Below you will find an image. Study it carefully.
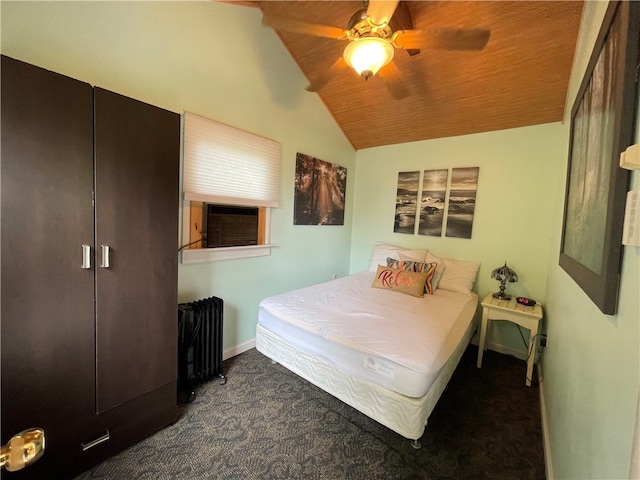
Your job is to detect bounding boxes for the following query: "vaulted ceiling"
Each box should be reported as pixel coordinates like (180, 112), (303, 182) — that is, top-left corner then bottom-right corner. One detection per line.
(223, 1), (584, 150)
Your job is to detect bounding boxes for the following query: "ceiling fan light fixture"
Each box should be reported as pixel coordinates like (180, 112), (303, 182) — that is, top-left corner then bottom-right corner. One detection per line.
(343, 36), (394, 80)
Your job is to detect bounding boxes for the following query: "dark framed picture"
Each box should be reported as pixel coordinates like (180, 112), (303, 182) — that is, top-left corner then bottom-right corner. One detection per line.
(559, 1), (639, 314)
(293, 153), (347, 225)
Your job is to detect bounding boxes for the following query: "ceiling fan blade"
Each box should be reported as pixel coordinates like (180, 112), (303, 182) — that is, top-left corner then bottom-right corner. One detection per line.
(395, 28), (491, 51)
(261, 9), (348, 40)
(366, 0), (399, 26)
(305, 57), (349, 92)
(214, 0), (260, 8)
(388, 1), (420, 57)
(389, 1), (413, 30)
(378, 62), (409, 100)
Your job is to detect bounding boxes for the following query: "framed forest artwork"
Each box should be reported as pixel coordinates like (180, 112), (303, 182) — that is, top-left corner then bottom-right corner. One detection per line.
(294, 153), (347, 226)
(559, 0), (639, 314)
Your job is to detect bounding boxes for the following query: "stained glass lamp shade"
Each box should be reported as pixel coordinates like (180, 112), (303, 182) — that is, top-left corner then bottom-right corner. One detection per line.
(491, 262), (518, 300)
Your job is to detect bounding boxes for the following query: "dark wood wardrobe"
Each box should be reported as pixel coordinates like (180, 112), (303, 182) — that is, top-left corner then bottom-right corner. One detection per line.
(1, 55), (180, 479)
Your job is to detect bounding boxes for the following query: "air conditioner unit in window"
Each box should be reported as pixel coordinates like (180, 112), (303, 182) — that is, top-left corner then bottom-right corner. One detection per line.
(204, 205), (259, 248)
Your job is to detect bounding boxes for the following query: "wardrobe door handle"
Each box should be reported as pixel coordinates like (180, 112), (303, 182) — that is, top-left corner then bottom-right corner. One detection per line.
(81, 245), (91, 269)
(100, 245), (110, 268)
(81, 430), (110, 451)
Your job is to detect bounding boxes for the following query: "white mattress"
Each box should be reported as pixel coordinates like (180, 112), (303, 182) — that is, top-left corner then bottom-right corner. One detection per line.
(258, 271), (478, 398)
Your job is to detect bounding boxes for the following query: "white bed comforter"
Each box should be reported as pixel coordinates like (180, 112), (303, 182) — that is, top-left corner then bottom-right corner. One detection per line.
(258, 271), (477, 383)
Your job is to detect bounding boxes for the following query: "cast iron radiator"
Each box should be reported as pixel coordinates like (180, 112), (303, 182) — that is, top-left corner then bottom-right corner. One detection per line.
(178, 296), (226, 402)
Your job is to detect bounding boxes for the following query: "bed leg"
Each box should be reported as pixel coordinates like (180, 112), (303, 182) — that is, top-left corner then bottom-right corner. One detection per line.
(411, 439), (422, 450)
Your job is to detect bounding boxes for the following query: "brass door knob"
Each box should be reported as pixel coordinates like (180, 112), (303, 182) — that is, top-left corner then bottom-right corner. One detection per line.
(0, 428), (45, 472)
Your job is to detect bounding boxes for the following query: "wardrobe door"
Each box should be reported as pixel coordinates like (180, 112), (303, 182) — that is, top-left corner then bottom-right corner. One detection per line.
(1, 56), (95, 477)
(94, 88), (179, 413)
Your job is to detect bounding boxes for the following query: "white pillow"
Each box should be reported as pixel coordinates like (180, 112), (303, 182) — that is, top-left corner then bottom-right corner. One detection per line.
(367, 242), (427, 272)
(437, 256), (480, 294)
(425, 252), (446, 290)
(398, 250), (429, 263)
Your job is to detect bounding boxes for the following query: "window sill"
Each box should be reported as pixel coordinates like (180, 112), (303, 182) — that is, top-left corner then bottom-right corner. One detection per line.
(180, 244), (274, 264)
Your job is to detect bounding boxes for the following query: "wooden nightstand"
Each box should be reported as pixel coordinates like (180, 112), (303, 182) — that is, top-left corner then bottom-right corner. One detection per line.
(476, 293), (544, 386)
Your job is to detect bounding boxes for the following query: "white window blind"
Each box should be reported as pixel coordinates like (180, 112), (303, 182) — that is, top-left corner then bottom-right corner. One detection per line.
(183, 113), (280, 208)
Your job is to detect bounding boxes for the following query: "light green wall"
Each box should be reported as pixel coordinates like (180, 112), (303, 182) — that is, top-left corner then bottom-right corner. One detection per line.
(350, 2), (640, 477)
(350, 123), (567, 356)
(4, 2), (639, 477)
(1, 1), (356, 353)
(542, 2), (640, 478)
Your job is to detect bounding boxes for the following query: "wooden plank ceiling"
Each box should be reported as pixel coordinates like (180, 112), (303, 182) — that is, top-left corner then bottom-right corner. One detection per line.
(224, 1), (584, 150)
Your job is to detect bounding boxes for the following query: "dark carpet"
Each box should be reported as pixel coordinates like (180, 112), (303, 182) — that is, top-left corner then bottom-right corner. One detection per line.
(75, 345), (545, 480)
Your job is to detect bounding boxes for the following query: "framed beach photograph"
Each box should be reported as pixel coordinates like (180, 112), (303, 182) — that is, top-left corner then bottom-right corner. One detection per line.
(393, 171), (419, 234)
(559, 0), (639, 314)
(418, 169), (448, 236)
(445, 167), (479, 239)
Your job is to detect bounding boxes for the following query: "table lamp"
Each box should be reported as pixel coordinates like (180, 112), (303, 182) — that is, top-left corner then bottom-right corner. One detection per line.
(491, 262), (518, 300)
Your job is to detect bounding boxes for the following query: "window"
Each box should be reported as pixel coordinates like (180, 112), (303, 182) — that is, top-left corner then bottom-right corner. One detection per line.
(181, 113), (280, 263)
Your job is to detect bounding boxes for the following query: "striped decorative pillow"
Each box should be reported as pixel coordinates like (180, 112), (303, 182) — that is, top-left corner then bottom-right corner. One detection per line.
(385, 258), (438, 294)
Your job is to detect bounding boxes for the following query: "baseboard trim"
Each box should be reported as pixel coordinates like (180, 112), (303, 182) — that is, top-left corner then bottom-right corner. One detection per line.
(223, 339), (256, 360)
(538, 362), (553, 480)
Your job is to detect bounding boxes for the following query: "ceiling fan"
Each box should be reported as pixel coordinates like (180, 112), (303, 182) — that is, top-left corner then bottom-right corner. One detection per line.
(261, 1), (491, 98)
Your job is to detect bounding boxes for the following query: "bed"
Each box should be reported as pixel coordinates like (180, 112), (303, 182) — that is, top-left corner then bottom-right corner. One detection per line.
(256, 243), (480, 448)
